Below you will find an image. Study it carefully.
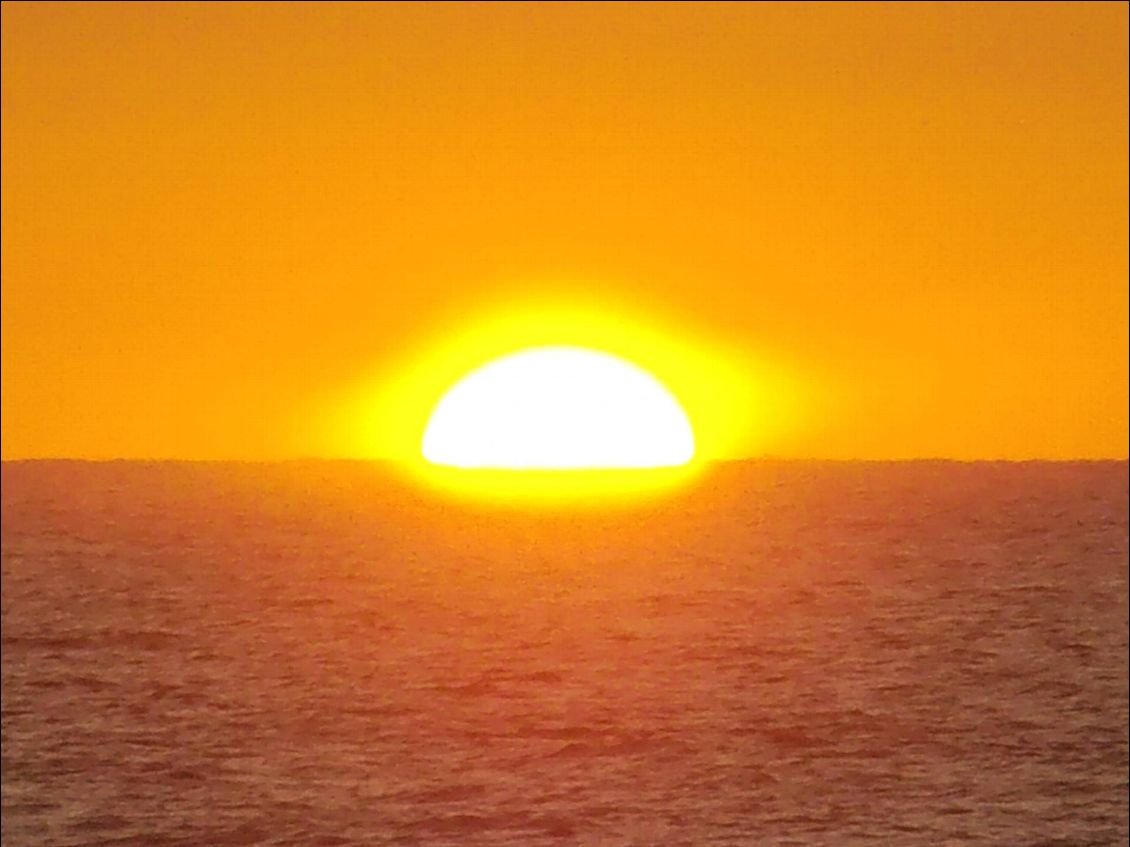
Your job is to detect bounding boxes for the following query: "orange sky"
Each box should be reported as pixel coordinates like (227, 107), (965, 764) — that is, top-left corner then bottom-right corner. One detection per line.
(2, 2), (1127, 461)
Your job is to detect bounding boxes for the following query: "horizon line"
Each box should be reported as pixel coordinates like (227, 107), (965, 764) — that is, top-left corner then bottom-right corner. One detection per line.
(2, 456), (1127, 465)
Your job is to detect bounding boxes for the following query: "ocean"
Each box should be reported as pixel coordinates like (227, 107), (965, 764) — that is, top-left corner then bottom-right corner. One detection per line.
(2, 460), (1127, 846)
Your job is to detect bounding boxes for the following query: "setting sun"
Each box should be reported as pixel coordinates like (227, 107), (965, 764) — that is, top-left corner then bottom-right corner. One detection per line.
(422, 347), (695, 470)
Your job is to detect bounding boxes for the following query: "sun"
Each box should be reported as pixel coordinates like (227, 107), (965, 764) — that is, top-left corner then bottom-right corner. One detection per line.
(421, 346), (695, 470)
(318, 294), (802, 500)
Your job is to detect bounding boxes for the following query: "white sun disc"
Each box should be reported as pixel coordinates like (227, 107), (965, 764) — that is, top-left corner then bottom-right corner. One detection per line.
(421, 346), (695, 469)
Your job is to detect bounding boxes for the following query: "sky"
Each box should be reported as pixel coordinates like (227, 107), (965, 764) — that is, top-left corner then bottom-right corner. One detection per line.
(2, 1), (1127, 461)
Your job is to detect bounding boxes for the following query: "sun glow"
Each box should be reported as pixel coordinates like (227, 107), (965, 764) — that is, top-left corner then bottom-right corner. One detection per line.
(422, 347), (695, 469)
(320, 292), (806, 501)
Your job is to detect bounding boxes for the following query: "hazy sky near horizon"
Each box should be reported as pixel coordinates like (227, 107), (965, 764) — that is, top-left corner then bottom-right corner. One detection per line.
(2, 2), (1127, 460)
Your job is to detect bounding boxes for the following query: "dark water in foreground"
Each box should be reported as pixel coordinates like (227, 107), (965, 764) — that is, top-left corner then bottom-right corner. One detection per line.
(2, 461), (1127, 846)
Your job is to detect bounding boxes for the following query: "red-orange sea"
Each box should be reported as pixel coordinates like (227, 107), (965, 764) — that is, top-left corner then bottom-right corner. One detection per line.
(2, 461), (1127, 845)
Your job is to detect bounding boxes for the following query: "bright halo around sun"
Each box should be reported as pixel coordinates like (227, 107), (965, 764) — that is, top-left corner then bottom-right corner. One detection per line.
(422, 347), (695, 470)
(317, 293), (804, 503)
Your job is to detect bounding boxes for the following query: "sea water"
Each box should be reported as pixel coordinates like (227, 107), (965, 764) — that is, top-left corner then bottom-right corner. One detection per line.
(2, 461), (1127, 846)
